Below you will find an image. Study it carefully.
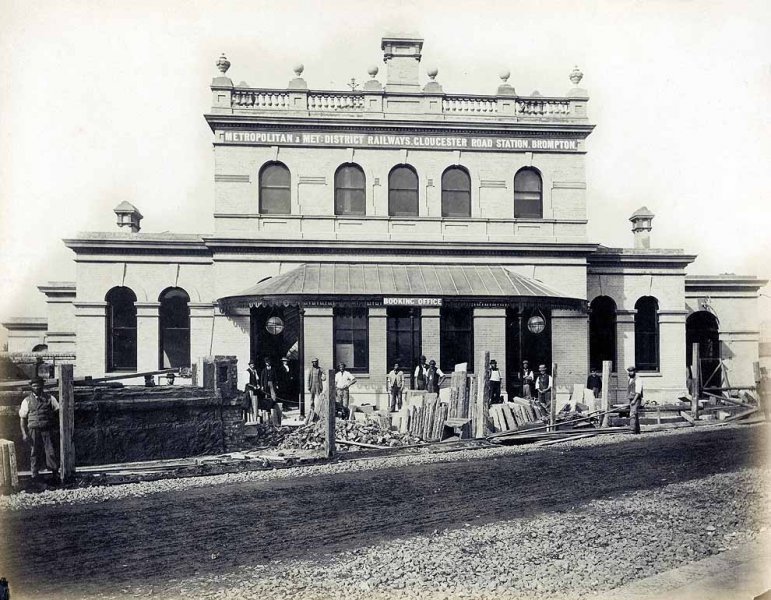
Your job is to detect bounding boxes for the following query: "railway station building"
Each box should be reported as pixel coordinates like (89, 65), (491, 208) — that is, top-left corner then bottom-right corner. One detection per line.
(4, 34), (766, 406)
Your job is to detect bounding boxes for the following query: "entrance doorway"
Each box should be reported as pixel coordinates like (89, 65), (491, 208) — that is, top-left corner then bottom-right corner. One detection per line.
(250, 305), (302, 406)
(686, 311), (721, 389)
(506, 307), (552, 399)
(387, 307), (421, 387)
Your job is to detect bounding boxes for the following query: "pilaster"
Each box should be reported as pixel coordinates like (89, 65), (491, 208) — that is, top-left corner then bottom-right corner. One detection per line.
(551, 308), (589, 389)
(421, 307), (441, 365)
(473, 307), (506, 377)
(135, 302), (160, 372)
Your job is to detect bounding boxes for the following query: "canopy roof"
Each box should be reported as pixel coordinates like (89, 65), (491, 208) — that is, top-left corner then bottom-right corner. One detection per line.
(219, 263), (582, 308)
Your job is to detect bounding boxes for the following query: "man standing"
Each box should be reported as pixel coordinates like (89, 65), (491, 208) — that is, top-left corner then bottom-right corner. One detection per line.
(520, 360), (534, 399)
(414, 355), (428, 391)
(386, 362), (404, 412)
(306, 358), (326, 423)
(335, 363), (357, 418)
(626, 365), (644, 434)
(244, 360), (261, 422)
(587, 367), (602, 399)
(279, 357), (295, 406)
(425, 360), (445, 394)
(260, 357), (281, 426)
(535, 364), (553, 418)
(489, 359), (503, 404)
(19, 377), (60, 481)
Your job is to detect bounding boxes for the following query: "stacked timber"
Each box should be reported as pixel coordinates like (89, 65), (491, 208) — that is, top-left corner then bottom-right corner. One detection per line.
(0, 439), (19, 494)
(489, 397), (542, 433)
(405, 370), (470, 441)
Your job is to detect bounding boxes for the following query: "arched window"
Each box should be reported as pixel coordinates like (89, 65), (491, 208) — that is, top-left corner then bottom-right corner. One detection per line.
(159, 287), (191, 369)
(259, 162), (291, 214)
(388, 165), (419, 217)
(513, 167), (543, 218)
(105, 286), (137, 372)
(589, 296), (617, 371)
(634, 296), (659, 372)
(441, 166), (471, 217)
(334, 163), (366, 215)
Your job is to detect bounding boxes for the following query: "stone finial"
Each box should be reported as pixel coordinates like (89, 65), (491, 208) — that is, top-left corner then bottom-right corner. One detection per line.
(364, 65), (382, 91)
(288, 63), (307, 90)
(216, 53), (231, 75)
(531, 90), (542, 97)
(367, 65), (379, 77)
(569, 65), (583, 86)
(423, 66), (442, 93)
(114, 201), (143, 233)
(497, 68), (515, 96)
(630, 206), (655, 249)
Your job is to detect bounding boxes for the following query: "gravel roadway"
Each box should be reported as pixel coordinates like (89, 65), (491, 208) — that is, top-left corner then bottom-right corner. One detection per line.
(1, 423), (768, 600)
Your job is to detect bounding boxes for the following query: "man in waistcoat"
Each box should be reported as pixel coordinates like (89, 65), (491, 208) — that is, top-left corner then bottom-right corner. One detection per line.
(260, 357), (282, 426)
(414, 355), (428, 391)
(489, 359), (503, 404)
(535, 364), (553, 418)
(425, 360), (445, 394)
(386, 362), (404, 412)
(244, 360), (261, 422)
(19, 377), (60, 480)
(626, 365), (644, 434)
(305, 358), (326, 424)
(521, 360), (534, 399)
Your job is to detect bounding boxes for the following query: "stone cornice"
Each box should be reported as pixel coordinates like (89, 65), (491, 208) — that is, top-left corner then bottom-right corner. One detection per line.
(685, 275), (768, 293)
(588, 249), (697, 269)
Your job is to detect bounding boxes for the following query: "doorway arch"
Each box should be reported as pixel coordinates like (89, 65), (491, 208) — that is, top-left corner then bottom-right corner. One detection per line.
(686, 311), (721, 389)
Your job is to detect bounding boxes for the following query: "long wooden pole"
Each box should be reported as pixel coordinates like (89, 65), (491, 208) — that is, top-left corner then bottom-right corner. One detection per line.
(58, 364), (75, 484)
(600, 360), (611, 427)
(691, 343), (701, 420)
(324, 368), (336, 458)
(549, 363), (558, 432)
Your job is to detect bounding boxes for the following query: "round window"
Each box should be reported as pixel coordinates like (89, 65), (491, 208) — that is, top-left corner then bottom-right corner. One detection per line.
(265, 316), (284, 335)
(527, 315), (545, 334)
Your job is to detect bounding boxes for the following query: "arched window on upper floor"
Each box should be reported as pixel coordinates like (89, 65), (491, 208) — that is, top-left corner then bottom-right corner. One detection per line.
(635, 296), (659, 372)
(259, 162), (291, 214)
(105, 286), (137, 372)
(589, 296), (617, 371)
(334, 163), (366, 216)
(388, 165), (419, 217)
(513, 167), (543, 219)
(159, 287), (191, 369)
(441, 166), (471, 218)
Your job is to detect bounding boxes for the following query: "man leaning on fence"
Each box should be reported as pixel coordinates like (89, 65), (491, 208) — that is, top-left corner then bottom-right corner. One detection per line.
(19, 377), (60, 481)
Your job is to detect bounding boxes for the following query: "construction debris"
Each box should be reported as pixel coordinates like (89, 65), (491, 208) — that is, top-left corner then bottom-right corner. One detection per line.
(278, 420), (421, 451)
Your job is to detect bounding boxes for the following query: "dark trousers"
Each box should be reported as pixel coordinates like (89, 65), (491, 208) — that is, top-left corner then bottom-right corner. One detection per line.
(29, 427), (58, 476)
(629, 396), (642, 434)
(490, 381), (502, 404)
(389, 385), (402, 412)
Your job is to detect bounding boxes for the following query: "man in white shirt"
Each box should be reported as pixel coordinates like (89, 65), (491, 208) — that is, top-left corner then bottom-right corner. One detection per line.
(535, 364), (553, 417)
(414, 355), (428, 390)
(626, 365), (644, 434)
(19, 377), (60, 480)
(489, 359), (503, 404)
(334, 363), (357, 417)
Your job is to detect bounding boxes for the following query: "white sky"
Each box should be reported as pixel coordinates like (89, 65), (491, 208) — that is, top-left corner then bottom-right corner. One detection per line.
(1, 0), (770, 340)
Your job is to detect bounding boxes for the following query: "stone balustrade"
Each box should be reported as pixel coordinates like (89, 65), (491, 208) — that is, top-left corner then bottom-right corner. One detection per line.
(213, 84), (588, 122)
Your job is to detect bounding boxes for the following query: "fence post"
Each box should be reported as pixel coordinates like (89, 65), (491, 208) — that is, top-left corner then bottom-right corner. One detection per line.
(58, 364), (75, 484)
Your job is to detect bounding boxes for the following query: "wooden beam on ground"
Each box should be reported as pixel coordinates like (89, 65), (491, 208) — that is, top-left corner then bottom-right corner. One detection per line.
(58, 364), (75, 483)
(679, 411), (696, 426)
(723, 407), (759, 422)
(600, 360), (611, 428)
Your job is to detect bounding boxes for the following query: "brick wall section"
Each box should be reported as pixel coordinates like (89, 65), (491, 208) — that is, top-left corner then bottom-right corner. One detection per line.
(421, 307), (441, 365)
(551, 308), (588, 391)
(473, 308), (506, 378)
(303, 307), (333, 379)
(367, 307), (388, 410)
(74, 302), (107, 377)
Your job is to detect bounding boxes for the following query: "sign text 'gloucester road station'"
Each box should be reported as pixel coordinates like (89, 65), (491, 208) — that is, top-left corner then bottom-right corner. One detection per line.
(220, 131), (581, 152)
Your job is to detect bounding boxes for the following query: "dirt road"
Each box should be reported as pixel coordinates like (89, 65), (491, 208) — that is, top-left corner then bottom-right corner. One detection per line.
(1, 425), (766, 599)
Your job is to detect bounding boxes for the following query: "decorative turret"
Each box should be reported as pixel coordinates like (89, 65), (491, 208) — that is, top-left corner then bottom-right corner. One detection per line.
(381, 33), (424, 92)
(630, 206), (654, 249)
(114, 202), (143, 233)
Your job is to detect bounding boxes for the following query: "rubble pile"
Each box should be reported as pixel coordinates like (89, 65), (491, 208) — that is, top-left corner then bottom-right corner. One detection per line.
(244, 423), (294, 447)
(278, 420), (421, 451)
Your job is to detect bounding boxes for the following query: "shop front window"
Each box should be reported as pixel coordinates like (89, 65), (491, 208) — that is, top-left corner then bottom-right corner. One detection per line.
(334, 307), (369, 372)
(440, 306), (473, 372)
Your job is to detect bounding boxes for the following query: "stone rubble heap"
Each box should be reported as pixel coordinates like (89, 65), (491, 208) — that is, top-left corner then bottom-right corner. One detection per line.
(278, 420), (422, 451)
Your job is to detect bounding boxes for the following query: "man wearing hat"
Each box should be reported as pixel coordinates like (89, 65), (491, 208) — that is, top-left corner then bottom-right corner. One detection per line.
(626, 366), (644, 434)
(425, 360), (445, 394)
(414, 355), (428, 391)
(386, 362), (404, 412)
(306, 358), (326, 423)
(19, 377), (60, 480)
(334, 363), (357, 418)
(489, 359), (503, 404)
